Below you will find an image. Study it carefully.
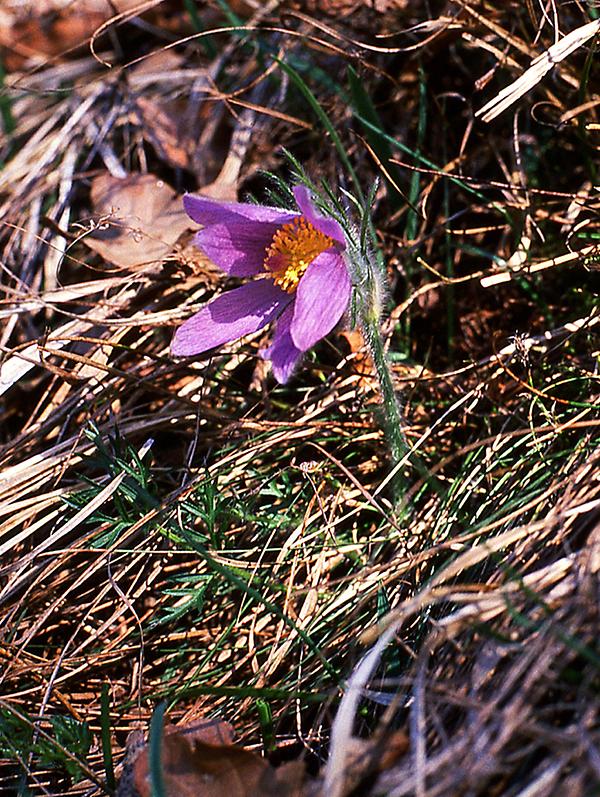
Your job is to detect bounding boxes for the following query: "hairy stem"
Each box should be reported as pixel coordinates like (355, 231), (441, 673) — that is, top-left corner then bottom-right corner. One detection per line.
(361, 304), (408, 468)
(352, 248), (440, 502)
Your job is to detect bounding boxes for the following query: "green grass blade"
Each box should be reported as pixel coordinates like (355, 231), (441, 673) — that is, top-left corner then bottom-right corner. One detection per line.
(347, 65), (404, 210)
(182, 0), (217, 57)
(100, 684), (116, 793)
(148, 702), (167, 797)
(276, 57), (364, 205)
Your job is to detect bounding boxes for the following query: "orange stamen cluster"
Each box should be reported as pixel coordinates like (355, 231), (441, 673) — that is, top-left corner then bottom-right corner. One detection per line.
(264, 216), (334, 293)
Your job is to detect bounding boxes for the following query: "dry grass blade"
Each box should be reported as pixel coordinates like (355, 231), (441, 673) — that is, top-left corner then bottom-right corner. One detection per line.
(476, 19), (600, 122)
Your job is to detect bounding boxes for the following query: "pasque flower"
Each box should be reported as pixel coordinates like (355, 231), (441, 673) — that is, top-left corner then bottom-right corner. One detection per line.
(171, 185), (352, 383)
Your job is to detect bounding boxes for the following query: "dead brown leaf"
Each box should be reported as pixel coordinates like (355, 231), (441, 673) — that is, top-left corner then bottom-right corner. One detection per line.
(84, 173), (192, 269)
(119, 716), (407, 797)
(341, 731), (409, 794)
(339, 329), (378, 390)
(131, 721), (306, 797)
(129, 48), (185, 80)
(0, 1), (152, 70)
(136, 97), (198, 172)
(2, 13), (106, 69)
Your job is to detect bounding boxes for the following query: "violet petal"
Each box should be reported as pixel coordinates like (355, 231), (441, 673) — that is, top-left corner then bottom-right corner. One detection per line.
(192, 225), (271, 277)
(184, 194), (298, 277)
(184, 194), (297, 226)
(290, 250), (351, 351)
(293, 185), (346, 247)
(171, 280), (292, 357)
(260, 304), (303, 384)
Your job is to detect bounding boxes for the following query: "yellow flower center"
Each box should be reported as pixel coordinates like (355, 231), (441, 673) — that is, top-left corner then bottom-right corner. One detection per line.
(264, 216), (334, 293)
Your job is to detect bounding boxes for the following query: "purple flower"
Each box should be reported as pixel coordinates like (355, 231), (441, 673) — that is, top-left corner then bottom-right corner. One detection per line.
(171, 185), (352, 383)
